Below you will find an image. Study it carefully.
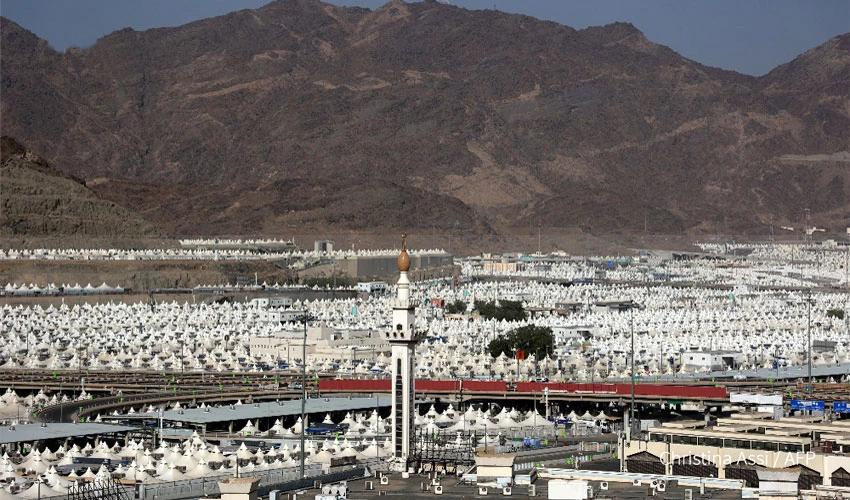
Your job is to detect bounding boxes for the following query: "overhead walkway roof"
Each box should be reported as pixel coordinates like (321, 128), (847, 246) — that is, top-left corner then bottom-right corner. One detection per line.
(106, 396), (392, 425)
(0, 422), (137, 445)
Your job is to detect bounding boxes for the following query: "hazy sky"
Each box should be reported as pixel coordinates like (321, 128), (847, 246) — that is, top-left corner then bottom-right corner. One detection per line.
(1, 0), (847, 76)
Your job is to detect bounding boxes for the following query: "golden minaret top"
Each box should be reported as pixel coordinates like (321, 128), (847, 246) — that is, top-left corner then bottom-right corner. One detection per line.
(397, 233), (411, 272)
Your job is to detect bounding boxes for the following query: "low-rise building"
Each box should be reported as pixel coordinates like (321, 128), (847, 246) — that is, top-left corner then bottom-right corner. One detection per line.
(680, 349), (744, 372)
(250, 297), (294, 308)
(621, 412), (850, 489)
(249, 326), (390, 365)
(357, 281), (388, 293)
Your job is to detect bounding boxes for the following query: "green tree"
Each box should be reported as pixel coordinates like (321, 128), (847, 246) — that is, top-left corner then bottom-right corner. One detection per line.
(497, 300), (526, 321)
(488, 325), (554, 360)
(445, 300), (467, 314)
(826, 309), (845, 320)
(474, 300), (497, 318)
(474, 300), (527, 322)
(488, 335), (514, 359)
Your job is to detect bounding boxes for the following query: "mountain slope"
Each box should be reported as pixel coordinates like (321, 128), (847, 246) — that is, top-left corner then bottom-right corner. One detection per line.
(1, 0), (847, 236)
(0, 137), (163, 237)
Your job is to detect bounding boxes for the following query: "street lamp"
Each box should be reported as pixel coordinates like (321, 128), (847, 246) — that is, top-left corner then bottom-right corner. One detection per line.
(77, 347), (86, 400)
(298, 309), (313, 478)
(807, 291), (812, 388)
(513, 348), (520, 382)
(774, 345), (780, 379)
(590, 354), (597, 388)
(626, 301), (643, 434)
(375, 396), (381, 465)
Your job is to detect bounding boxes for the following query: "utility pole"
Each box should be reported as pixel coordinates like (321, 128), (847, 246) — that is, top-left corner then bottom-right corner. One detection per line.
(807, 291), (812, 389)
(300, 310), (310, 478)
(804, 208), (811, 244)
(630, 304), (636, 428)
(774, 345), (779, 379)
(537, 225), (541, 255)
(626, 301), (642, 434)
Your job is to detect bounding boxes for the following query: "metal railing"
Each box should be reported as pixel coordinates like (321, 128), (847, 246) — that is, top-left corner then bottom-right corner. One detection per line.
(137, 465), (322, 500)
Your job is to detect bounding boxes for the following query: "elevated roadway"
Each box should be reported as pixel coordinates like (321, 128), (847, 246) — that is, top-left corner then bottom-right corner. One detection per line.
(7, 370), (848, 426)
(0, 369), (315, 394)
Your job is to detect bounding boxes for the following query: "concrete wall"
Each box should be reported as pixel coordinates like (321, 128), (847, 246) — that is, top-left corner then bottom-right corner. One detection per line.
(336, 253), (453, 278)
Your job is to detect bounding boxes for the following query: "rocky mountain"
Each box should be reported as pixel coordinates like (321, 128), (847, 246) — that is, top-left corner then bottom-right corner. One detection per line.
(0, 136), (163, 238)
(1, 0), (847, 238)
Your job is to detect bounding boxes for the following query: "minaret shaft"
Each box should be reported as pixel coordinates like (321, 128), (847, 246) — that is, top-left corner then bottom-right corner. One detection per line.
(386, 234), (421, 469)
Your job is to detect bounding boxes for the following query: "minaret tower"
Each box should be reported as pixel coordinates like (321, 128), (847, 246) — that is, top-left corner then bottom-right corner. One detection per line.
(386, 233), (423, 469)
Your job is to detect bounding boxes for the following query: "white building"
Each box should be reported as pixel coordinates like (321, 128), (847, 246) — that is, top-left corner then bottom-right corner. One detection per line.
(680, 349), (744, 372)
(314, 239), (334, 253)
(251, 296), (294, 308)
(259, 309), (303, 323)
(357, 281), (388, 293)
(249, 326), (389, 364)
(252, 296), (298, 323)
(250, 328), (315, 364)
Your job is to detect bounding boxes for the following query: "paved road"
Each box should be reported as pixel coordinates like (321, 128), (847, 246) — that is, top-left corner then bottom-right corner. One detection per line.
(603, 362), (850, 383)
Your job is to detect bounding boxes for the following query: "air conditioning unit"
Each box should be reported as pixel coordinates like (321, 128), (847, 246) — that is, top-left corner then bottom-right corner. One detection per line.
(502, 486), (512, 496)
(528, 484), (536, 497)
(380, 476), (389, 485)
(378, 491), (387, 496)
(587, 486), (593, 499)
(313, 480), (322, 489)
(656, 481), (666, 492)
(421, 482), (429, 492)
(684, 489), (693, 500)
(650, 480), (659, 489)
(600, 482), (609, 491)
(632, 479), (641, 486)
(434, 485), (443, 495)
(479, 486), (489, 496)
(364, 481), (374, 490)
(321, 486), (331, 495)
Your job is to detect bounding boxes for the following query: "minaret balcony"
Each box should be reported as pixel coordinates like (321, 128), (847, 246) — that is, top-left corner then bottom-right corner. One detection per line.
(384, 329), (426, 342)
(389, 297), (417, 309)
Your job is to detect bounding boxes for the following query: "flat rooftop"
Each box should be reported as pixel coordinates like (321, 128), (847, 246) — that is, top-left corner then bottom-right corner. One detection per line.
(342, 471), (743, 500)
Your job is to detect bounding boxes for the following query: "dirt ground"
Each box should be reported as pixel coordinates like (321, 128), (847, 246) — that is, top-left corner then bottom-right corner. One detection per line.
(0, 259), (295, 292)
